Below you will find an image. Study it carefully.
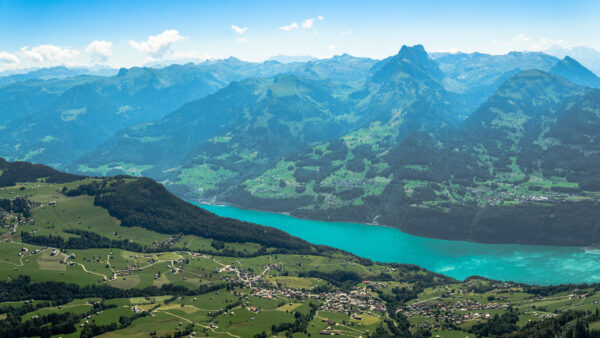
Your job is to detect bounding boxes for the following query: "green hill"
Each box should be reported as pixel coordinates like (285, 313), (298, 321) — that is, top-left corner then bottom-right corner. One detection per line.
(2, 161), (600, 337)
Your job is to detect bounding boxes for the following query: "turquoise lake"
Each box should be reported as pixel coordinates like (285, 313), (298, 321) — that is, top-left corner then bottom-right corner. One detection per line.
(195, 203), (600, 285)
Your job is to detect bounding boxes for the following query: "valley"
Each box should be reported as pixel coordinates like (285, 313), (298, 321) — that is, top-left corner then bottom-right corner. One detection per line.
(2, 164), (600, 337)
(4, 46), (592, 248)
(2, 2), (600, 336)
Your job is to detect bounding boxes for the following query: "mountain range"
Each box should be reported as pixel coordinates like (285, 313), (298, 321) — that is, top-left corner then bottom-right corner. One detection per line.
(1, 45), (600, 246)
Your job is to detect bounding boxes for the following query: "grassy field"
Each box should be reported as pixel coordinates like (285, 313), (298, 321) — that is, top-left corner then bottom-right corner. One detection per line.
(2, 177), (600, 337)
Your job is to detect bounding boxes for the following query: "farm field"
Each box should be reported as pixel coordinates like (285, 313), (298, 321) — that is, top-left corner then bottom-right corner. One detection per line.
(2, 171), (600, 337)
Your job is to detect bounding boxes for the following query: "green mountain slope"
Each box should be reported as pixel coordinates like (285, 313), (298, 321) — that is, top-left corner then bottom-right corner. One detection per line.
(74, 74), (358, 192)
(233, 70), (600, 246)
(226, 46), (484, 217)
(431, 51), (559, 104)
(72, 45), (475, 196)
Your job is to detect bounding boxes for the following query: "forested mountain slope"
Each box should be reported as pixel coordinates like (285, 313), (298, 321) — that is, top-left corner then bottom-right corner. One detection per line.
(71, 45), (479, 195)
(231, 70), (600, 246)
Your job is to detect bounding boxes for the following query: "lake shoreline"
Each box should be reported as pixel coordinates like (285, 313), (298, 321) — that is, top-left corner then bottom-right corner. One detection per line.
(191, 201), (600, 285)
(192, 198), (590, 250)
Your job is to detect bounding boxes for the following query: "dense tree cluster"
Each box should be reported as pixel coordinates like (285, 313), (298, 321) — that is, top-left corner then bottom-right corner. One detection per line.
(0, 275), (226, 304)
(21, 229), (145, 252)
(0, 158), (85, 188)
(0, 311), (80, 337)
(506, 310), (600, 338)
(298, 270), (363, 289)
(271, 302), (318, 335)
(80, 312), (146, 338)
(469, 311), (519, 337)
(0, 196), (31, 217)
(0, 301), (118, 338)
(66, 177), (318, 251)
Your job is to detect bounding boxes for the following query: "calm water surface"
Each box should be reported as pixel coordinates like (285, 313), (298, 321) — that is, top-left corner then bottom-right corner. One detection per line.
(196, 203), (600, 285)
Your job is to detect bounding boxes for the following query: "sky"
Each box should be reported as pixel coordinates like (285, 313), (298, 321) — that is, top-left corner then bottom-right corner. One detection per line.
(0, 0), (599, 71)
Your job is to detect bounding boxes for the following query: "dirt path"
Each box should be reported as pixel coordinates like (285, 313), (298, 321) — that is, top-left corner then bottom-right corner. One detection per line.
(158, 310), (242, 338)
(106, 254), (117, 280)
(61, 252), (109, 280)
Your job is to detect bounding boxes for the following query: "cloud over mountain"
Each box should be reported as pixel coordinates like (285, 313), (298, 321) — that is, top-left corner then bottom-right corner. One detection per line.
(86, 40), (113, 63)
(0, 51), (19, 64)
(128, 29), (186, 58)
(19, 44), (79, 63)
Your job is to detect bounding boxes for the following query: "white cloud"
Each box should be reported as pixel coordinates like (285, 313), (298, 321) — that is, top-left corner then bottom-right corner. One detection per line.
(302, 18), (315, 28)
(0, 51), (20, 64)
(19, 45), (79, 63)
(236, 38), (248, 43)
(340, 30), (352, 36)
(328, 44), (336, 50)
(128, 29), (186, 57)
(231, 25), (248, 35)
(85, 40), (113, 63)
(280, 16), (322, 31)
(279, 22), (299, 31)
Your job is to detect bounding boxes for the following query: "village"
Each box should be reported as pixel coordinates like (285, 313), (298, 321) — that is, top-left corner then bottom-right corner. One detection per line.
(399, 297), (512, 329)
(212, 261), (388, 315)
(463, 185), (576, 207)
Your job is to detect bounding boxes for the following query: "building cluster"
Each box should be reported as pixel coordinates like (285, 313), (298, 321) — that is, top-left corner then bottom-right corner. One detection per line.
(252, 286), (386, 314)
(399, 299), (510, 327)
(464, 186), (575, 206)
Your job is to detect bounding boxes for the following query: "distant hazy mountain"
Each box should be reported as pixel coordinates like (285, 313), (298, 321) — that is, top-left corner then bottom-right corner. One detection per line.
(0, 59), (302, 166)
(549, 56), (600, 88)
(0, 65), (117, 87)
(0, 75), (103, 126)
(268, 54), (317, 63)
(292, 54), (377, 83)
(430, 51), (559, 107)
(544, 45), (600, 76)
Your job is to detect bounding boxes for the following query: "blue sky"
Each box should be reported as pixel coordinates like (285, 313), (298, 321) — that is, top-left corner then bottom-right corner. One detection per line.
(0, 0), (598, 70)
